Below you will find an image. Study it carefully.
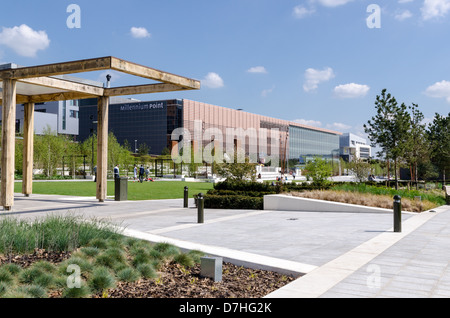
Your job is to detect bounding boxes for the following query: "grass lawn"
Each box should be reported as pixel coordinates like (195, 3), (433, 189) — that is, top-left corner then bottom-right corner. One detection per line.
(14, 181), (214, 201)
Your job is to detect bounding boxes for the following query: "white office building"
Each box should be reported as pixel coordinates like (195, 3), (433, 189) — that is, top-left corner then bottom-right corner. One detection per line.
(340, 133), (371, 161)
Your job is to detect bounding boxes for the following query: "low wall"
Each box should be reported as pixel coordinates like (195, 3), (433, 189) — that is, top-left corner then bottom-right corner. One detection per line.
(264, 194), (394, 213)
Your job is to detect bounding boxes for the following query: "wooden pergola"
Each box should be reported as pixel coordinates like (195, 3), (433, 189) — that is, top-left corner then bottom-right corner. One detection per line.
(0, 57), (200, 210)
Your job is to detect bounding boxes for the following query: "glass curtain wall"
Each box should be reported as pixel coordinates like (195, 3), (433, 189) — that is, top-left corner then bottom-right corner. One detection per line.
(288, 125), (340, 166)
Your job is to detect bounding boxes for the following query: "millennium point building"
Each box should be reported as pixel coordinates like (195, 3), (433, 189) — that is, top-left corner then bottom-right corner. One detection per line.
(78, 98), (341, 169)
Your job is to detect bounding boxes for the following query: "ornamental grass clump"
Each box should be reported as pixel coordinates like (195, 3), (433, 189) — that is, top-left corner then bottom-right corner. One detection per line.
(117, 267), (140, 283)
(61, 282), (91, 299)
(88, 266), (116, 293)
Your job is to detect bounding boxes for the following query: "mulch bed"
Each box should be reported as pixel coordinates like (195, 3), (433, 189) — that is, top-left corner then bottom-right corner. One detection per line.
(1, 250), (298, 298)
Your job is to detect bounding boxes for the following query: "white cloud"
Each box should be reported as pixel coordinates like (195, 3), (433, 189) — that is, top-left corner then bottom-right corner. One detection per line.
(334, 83), (370, 98)
(398, 0), (414, 3)
(293, 5), (315, 18)
(421, 0), (450, 20)
(326, 122), (352, 131)
(247, 66), (267, 74)
(261, 86), (275, 97)
(293, 119), (323, 127)
(0, 24), (50, 57)
(303, 67), (335, 92)
(130, 27), (151, 38)
(202, 72), (224, 89)
(315, 0), (354, 7)
(424, 80), (450, 102)
(395, 10), (413, 20)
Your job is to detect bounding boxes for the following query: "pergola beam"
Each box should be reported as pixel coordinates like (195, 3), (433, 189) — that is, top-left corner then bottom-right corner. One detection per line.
(19, 77), (104, 96)
(104, 83), (191, 97)
(0, 57), (112, 80)
(0, 56), (201, 91)
(110, 57), (201, 89)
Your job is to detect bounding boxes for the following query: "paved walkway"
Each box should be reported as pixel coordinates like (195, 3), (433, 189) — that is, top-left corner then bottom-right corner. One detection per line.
(2, 193), (449, 298)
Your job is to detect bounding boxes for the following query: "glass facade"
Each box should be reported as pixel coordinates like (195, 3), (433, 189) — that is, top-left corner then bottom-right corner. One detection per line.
(289, 125), (340, 164)
(78, 99), (183, 155)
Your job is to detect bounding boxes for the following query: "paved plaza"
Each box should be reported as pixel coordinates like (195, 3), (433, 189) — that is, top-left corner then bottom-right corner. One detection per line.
(2, 193), (450, 298)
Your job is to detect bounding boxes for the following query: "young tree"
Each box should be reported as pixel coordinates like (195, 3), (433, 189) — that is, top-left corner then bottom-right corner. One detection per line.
(216, 157), (257, 182)
(348, 158), (372, 182)
(364, 89), (410, 189)
(426, 112), (450, 184)
(304, 157), (332, 186)
(404, 104), (428, 188)
(34, 126), (67, 177)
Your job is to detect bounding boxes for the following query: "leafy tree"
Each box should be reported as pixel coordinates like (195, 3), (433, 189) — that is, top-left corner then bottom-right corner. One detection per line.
(426, 112), (450, 184)
(216, 157), (257, 182)
(137, 143), (150, 156)
(34, 126), (67, 177)
(348, 158), (372, 182)
(304, 157), (332, 186)
(364, 89), (410, 189)
(404, 104), (428, 188)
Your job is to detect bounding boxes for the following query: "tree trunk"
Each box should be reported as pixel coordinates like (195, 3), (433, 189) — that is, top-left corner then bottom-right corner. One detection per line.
(394, 158), (398, 190)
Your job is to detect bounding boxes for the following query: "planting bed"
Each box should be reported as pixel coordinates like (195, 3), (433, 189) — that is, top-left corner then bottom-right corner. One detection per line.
(0, 249), (296, 299)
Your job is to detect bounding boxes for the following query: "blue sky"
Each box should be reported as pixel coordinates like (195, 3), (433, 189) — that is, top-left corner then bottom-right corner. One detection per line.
(0, 0), (449, 140)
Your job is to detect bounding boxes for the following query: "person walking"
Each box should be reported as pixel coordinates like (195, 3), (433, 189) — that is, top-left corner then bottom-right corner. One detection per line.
(133, 165), (137, 181)
(139, 165), (145, 183)
(145, 167), (150, 181)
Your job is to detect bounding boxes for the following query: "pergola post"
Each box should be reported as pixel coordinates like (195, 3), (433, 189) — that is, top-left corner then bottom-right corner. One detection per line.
(96, 96), (109, 202)
(22, 102), (35, 197)
(1, 79), (17, 210)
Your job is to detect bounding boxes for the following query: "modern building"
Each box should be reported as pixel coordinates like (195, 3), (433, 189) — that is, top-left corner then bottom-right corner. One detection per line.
(0, 100), (79, 137)
(78, 98), (342, 168)
(339, 133), (372, 162)
(0, 63), (97, 138)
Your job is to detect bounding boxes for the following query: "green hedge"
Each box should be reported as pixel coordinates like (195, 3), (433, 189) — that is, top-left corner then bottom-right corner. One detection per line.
(213, 181), (282, 193)
(202, 195), (263, 210)
(206, 189), (277, 197)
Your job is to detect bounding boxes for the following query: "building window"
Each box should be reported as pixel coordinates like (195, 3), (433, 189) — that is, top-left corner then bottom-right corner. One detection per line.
(62, 101), (67, 130)
(70, 110), (79, 118)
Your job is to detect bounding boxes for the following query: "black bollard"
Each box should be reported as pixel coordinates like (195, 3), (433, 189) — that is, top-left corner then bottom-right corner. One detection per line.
(393, 195), (402, 233)
(197, 193), (204, 224)
(184, 186), (189, 208)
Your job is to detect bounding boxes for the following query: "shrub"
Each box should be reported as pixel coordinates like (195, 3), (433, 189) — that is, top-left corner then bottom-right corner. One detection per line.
(214, 181), (280, 193)
(80, 246), (100, 258)
(17, 284), (48, 298)
(0, 263), (21, 276)
(117, 267), (140, 282)
(152, 243), (180, 259)
(88, 267), (116, 292)
(62, 282), (91, 298)
(0, 282), (8, 296)
(59, 256), (94, 277)
(173, 254), (195, 268)
(203, 195), (263, 210)
(136, 263), (157, 279)
(187, 250), (205, 263)
(0, 269), (14, 285)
